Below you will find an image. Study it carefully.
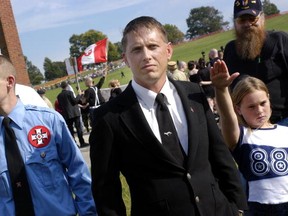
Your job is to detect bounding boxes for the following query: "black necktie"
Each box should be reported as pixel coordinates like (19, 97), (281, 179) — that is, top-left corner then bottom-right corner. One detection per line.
(2, 117), (35, 216)
(155, 93), (185, 165)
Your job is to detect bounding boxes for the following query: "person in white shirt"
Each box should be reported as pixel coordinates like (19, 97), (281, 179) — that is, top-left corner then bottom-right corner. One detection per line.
(15, 84), (48, 108)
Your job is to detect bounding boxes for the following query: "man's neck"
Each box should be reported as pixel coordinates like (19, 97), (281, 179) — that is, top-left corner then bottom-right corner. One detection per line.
(0, 95), (18, 116)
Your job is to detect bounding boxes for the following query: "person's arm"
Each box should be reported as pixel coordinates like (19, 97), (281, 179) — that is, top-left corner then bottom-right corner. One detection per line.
(81, 89), (90, 105)
(66, 90), (82, 106)
(78, 103), (89, 109)
(95, 76), (106, 89)
(210, 60), (240, 151)
(55, 114), (96, 215)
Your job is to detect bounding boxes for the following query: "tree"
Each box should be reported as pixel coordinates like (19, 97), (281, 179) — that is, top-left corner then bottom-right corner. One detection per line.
(163, 24), (184, 44)
(69, 29), (121, 62)
(262, 0), (280, 16)
(108, 42), (121, 61)
(114, 41), (122, 54)
(43, 57), (66, 81)
(186, 6), (229, 39)
(25, 56), (44, 85)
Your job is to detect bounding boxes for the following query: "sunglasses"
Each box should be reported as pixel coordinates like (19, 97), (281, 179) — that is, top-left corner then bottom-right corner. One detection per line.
(235, 13), (262, 25)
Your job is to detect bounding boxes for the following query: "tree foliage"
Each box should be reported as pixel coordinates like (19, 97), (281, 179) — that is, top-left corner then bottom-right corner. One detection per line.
(186, 6), (229, 39)
(69, 29), (121, 62)
(25, 56), (44, 85)
(163, 24), (184, 44)
(262, 0), (280, 16)
(43, 57), (67, 81)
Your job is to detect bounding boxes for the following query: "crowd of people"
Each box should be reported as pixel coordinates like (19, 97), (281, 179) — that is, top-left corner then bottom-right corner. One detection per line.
(1, 0), (288, 215)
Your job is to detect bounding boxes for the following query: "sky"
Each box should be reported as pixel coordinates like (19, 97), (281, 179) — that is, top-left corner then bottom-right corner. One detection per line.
(10, 0), (288, 74)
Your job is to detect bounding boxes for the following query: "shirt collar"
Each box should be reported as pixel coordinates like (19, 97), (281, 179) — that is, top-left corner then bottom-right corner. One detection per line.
(1, 100), (26, 129)
(131, 77), (174, 109)
(159, 78), (175, 106)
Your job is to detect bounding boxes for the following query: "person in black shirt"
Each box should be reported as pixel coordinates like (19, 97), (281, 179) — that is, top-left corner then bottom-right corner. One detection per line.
(57, 81), (88, 148)
(82, 75), (106, 123)
(223, 0), (288, 125)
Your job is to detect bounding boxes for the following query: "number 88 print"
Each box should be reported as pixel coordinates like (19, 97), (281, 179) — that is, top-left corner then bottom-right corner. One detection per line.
(250, 148), (288, 176)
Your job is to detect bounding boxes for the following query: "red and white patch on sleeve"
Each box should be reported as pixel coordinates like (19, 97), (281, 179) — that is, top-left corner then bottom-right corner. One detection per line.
(28, 125), (51, 148)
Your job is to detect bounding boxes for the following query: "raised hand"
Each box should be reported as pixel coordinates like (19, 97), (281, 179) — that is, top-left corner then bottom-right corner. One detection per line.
(210, 60), (239, 90)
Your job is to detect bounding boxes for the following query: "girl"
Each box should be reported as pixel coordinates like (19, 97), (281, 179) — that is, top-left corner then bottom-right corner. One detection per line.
(211, 60), (288, 216)
(108, 79), (122, 101)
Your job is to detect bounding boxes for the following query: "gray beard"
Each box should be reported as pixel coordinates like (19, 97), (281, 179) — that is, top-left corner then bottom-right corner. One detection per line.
(235, 26), (266, 60)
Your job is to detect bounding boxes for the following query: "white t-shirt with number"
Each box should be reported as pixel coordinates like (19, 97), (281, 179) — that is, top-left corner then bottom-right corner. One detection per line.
(233, 125), (288, 204)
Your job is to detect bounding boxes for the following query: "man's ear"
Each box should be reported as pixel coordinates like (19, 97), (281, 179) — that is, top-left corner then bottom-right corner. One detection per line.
(7, 75), (15, 88)
(167, 42), (173, 60)
(122, 53), (130, 68)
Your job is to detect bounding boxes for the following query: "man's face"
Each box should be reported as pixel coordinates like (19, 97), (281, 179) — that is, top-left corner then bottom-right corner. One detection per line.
(234, 13), (266, 60)
(0, 74), (14, 114)
(0, 76), (8, 106)
(122, 27), (173, 91)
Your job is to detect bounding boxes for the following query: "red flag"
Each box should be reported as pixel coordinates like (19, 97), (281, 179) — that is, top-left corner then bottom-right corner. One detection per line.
(78, 38), (108, 69)
(77, 56), (83, 72)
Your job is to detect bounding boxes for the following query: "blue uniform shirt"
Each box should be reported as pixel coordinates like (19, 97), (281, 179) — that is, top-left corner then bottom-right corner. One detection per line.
(0, 100), (96, 216)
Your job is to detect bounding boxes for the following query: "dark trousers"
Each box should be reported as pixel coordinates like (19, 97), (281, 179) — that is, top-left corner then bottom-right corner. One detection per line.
(81, 111), (90, 132)
(66, 116), (85, 145)
(89, 108), (96, 125)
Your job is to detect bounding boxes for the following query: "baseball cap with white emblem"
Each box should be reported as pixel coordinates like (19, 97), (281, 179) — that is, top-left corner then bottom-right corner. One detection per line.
(234, 0), (263, 19)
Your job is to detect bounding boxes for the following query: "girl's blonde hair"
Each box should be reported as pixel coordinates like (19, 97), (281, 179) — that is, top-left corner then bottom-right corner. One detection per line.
(108, 79), (120, 88)
(231, 76), (270, 127)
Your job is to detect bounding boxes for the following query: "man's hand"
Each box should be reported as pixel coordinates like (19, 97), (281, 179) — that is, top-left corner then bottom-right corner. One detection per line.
(77, 88), (82, 95)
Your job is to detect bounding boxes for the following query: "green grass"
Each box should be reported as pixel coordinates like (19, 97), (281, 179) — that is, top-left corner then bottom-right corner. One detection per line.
(43, 13), (287, 215)
(171, 13), (288, 64)
(45, 13), (288, 105)
(45, 67), (133, 106)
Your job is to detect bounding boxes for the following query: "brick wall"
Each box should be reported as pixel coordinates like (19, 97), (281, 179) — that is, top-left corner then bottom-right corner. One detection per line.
(0, 0), (30, 85)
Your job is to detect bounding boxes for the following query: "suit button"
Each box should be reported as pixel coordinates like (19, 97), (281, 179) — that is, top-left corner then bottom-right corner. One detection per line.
(195, 196), (200, 203)
(187, 173), (191, 180)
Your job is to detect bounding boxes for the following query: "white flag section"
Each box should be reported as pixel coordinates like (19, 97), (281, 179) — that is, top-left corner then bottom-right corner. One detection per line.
(81, 44), (97, 65)
(80, 38), (108, 65)
(65, 57), (78, 75)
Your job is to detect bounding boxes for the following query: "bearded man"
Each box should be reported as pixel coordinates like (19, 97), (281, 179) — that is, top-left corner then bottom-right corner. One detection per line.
(223, 0), (288, 125)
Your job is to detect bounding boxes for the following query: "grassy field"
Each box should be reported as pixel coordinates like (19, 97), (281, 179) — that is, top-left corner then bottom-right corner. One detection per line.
(44, 13), (288, 104)
(43, 13), (287, 215)
(44, 13), (288, 105)
(170, 13), (288, 64)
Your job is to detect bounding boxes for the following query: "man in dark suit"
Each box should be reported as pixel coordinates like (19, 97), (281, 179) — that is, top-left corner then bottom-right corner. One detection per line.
(90, 16), (247, 216)
(57, 81), (88, 148)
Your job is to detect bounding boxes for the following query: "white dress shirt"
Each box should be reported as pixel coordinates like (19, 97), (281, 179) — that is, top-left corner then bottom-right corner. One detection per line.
(132, 77), (188, 155)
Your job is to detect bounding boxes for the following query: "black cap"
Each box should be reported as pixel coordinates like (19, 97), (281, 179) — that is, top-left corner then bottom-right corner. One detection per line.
(234, 0), (262, 19)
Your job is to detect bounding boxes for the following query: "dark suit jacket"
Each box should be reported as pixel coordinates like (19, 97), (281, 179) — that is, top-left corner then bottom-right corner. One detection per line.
(57, 89), (81, 120)
(90, 80), (247, 216)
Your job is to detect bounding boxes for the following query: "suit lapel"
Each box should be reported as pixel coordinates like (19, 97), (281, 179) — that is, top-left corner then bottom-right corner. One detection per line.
(119, 84), (184, 169)
(171, 80), (200, 168)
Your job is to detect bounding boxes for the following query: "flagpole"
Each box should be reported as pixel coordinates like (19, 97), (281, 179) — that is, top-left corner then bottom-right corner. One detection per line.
(71, 57), (80, 91)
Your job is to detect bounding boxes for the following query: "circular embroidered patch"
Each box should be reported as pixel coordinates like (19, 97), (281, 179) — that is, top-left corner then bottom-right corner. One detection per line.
(28, 125), (51, 148)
